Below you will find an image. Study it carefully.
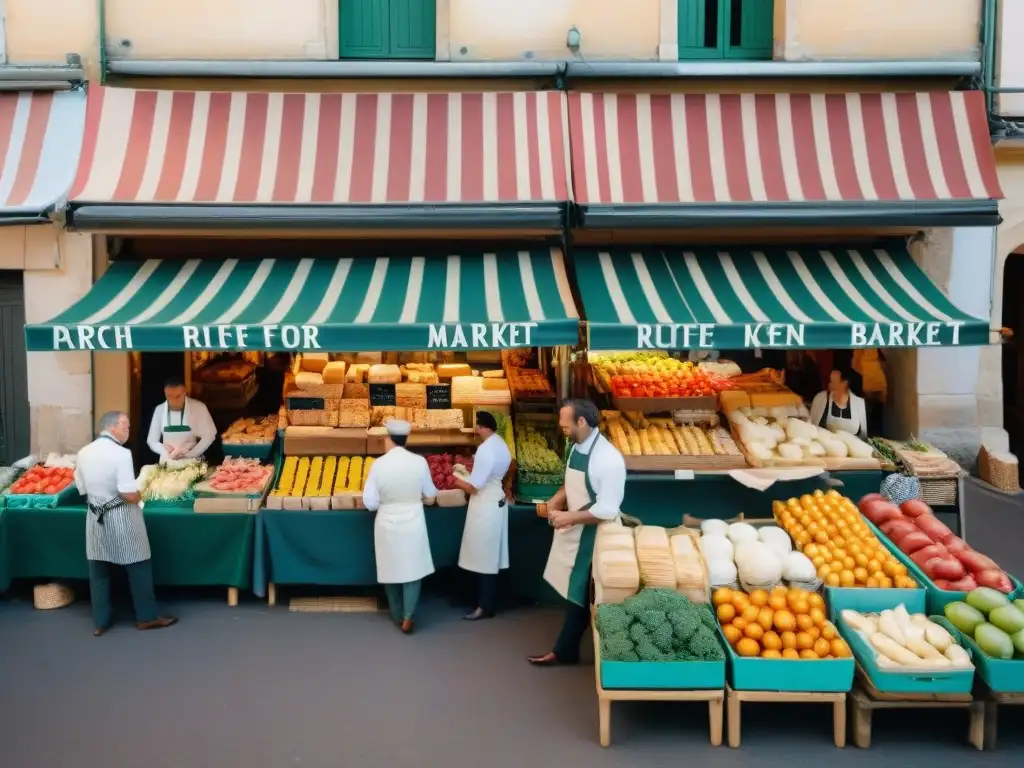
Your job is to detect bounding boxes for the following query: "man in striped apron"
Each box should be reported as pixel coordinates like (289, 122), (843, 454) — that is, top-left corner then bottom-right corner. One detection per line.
(74, 411), (178, 636)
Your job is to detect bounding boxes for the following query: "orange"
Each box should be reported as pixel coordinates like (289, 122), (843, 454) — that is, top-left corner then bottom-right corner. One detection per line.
(814, 531), (828, 544)
(812, 556), (826, 570)
(831, 638), (851, 658)
(742, 604), (761, 623)
(821, 623), (837, 641)
(782, 648), (800, 660)
(853, 567), (869, 584)
(749, 589), (769, 607)
(839, 570), (856, 588)
(791, 599), (811, 616)
(896, 576), (916, 589)
(757, 608), (775, 631)
(771, 585), (789, 597)
(800, 649), (820, 660)
(713, 588), (733, 607)
(717, 604), (736, 623)
(736, 638), (760, 658)
(809, 608), (826, 627)
(855, 553), (870, 568)
(796, 631), (814, 650)
(796, 614), (814, 632)
(878, 575), (894, 589)
(813, 638), (832, 658)
(882, 560), (897, 577)
(826, 572), (841, 587)
(817, 566), (831, 582)
(804, 543), (820, 558)
(867, 559), (882, 573)
(808, 593), (824, 609)
(843, 557), (856, 571)
(806, 626), (821, 641)
(780, 631), (797, 650)
(891, 562), (908, 578)
(761, 649), (783, 659)
(732, 617), (748, 632)
(773, 610), (796, 633)
(769, 593), (788, 611)
(722, 625), (742, 645)
(762, 631), (782, 651)
(865, 576), (879, 588)
(744, 623), (765, 642)
(829, 561), (844, 574)
(731, 592), (749, 611)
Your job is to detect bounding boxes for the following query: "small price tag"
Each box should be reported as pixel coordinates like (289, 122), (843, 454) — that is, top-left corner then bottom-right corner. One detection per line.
(673, 469), (695, 481)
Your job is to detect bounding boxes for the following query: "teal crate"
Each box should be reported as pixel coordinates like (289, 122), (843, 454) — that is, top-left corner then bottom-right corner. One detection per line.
(141, 493), (195, 509)
(933, 615), (1024, 693)
(222, 441), (276, 461)
(2, 483), (82, 509)
(824, 584), (926, 621)
(865, 519), (1023, 613)
(515, 480), (562, 503)
(716, 620), (854, 692)
(835, 613), (975, 695)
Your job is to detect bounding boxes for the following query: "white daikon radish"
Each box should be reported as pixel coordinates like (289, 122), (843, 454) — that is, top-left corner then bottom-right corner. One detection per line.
(923, 621), (954, 653)
(871, 633), (923, 666)
(893, 605), (924, 644)
(906, 638), (946, 662)
(832, 430), (874, 459)
(944, 644), (973, 668)
(841, 610), (875, 635)
(878, 611), (906, 645)
(776, 442), (803, 461)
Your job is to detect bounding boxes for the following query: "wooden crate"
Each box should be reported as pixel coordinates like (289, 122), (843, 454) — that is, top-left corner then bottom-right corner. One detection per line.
(850, 677), (982, 750)
(977, 681), (1024, 750)
(726, 685), (847, 748)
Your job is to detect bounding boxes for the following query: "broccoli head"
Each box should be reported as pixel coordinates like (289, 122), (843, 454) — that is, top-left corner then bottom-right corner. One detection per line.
(686, 624), (726, 661)
(629, 621), (649, 644)
(638, 609), (668, 631)
(600, 630), (636, 661)
(651, 619), (676, 654)
(699, 607), (717, 630)
(634, 637), (669, 661)
(595, 603), (630, 635)
(667, 609), (700, 642)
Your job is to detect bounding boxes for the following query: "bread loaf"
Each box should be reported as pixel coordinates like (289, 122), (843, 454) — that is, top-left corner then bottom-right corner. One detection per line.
(482, 377), (508, 391)
(299, 353), (329, 374)
(345, 365), (368, 384)
(368, 364), (401, 384)
(437, 363), (472, 379)
(481, 370), (505, 379)
(294, 372), (324, 390)
(321, 361), (347, 385)
(342, 383), (369, 400)
(395, 383), (427, 408)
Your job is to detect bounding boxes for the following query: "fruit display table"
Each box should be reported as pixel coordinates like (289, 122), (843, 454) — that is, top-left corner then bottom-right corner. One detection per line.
(0, 505), (254, 603)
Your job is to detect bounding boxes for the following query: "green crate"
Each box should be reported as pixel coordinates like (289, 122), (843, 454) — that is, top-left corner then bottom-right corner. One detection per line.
(824, 584), (926, 621)
(2, 483), (82, 509)
(222, 441), (276, 461)
(716, 618), (854, 692)
(866, 519), (1023, 613)
(515, 480), (562, 503)
(933, 615), (1024, 693)
(835, 613), (975, 695)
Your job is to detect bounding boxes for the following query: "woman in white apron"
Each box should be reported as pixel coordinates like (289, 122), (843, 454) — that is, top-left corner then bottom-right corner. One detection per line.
(362, 419), (438, 634)
(809, 366), (868, 438)
(145, 377), (217, 464)
(454, 411), (512, 620)
(530, 399), (626, 666)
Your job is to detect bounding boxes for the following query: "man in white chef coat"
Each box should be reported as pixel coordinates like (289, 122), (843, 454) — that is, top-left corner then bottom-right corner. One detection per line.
(529, 399), (626, 666)
(76, 411), (178, 636)
(362, 419), (439, 634)
(453, 410), (511, 621)
(146, 376), (218, 464)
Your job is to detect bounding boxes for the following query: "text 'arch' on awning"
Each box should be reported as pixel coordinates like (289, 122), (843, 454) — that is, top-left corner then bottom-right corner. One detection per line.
(25, 250), (581, 352)
(572, 245), (989, 350)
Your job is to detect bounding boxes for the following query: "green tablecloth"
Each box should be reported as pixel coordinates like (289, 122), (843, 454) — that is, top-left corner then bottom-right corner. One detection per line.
(1, 505), (254, 588)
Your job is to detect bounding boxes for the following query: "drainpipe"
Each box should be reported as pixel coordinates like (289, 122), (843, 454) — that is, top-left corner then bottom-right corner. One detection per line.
(98, 0), (107, 85)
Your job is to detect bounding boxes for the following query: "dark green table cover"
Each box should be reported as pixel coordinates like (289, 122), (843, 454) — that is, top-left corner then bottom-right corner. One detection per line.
(1, 505), (254, 588)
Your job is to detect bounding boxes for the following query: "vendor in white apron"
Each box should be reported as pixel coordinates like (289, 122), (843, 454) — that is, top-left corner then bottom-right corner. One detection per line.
(529, 399), (626, 667)
(145, 376), (218, 464)
(453, 410), (512, 621)
(362, 419), (438, 635)
(809, 366), (868, 439)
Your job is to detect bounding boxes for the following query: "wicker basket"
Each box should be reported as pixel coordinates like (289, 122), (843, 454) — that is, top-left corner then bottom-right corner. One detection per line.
(33, 583), (75, 610)
(918, 476), (959, 506)
(287, 408), (328, 427)
(979, 446), (1021, 494)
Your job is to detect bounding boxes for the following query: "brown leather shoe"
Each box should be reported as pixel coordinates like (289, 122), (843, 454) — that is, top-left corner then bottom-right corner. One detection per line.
(137, 616), (178, 631)
(400, 618), (415, 634)
(93, 627), (108, 637)
(528, 652), (578, 666)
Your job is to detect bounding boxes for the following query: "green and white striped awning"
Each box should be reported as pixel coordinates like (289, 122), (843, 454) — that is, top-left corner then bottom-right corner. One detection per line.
(573, 245), (989, 350)
(26, 250), (580, 352)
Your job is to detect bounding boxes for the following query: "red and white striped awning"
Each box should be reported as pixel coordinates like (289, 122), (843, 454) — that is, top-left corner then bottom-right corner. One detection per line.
(567, 91), (1002, 227)
(69, 86), (571, 230)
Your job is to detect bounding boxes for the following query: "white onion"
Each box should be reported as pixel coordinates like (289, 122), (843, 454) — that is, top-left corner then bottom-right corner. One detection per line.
(707, 557), (738, 586)
(699, 534), (734, 562)
(737, 545), (782, 585)
(782, 551), (817, 583)
(758, 526), (793, 557)
(727, 522), (759, 544)
(700, 519), (729, 537)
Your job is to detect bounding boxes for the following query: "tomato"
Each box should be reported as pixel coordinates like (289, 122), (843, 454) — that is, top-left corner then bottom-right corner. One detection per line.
(44, 484), (58, 495)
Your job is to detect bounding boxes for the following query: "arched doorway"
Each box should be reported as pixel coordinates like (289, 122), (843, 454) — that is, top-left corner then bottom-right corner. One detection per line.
(1003, 249), (1024, 455)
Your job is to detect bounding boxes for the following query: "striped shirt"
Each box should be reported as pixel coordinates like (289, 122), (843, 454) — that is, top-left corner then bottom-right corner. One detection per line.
(75, 434), (151, 565)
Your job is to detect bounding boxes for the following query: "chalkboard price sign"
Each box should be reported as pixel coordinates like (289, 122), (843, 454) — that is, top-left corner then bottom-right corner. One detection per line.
(369, 383), (397, 407)
(426, 384), (452, 410)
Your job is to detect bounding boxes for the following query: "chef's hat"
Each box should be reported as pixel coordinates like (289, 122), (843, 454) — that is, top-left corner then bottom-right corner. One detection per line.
(385, 419), (412, 437)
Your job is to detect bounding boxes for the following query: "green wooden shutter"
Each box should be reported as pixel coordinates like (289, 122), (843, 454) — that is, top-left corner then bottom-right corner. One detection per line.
(724, 0), (774, 60)
(390, 0), (436, 59)
(677, 0), (723, 60)
(340, 0), (391, 59)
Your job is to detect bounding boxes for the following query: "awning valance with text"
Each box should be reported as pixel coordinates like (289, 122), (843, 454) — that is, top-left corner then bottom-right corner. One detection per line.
(573, 244), (989, 350)
(25, 250), (580, 352)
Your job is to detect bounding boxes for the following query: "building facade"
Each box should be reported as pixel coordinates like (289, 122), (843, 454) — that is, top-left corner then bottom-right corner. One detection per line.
(0, 0), (1002, 466)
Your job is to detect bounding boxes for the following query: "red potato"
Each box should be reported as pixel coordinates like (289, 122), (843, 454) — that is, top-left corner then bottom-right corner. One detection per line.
(881, 518), (918, 541)
(922, 556), (967, 581)
(975, 569), (1014, 593)
(956, 550), (1000, 574)
(900, 499), (932, 518)
(933, 579), (954, 590)
(945, 574), (979, 591)
(858, 493), (886, 512)
(910, 543), (950, 568)
(895, 530), (935, 554)
(862, 499), (903, 525)
(943, 536), (971, 555)
(915, 514), (954, 543)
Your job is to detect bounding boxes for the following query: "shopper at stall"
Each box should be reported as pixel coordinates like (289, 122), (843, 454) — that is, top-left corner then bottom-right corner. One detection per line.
(146, 376), (218, 464)
(75, 411), (178, 636)
(453, 411), (512, 621)
(362, 419), (438, 634)
(809, 366), (868, 438)
(529, 398), (626, 666)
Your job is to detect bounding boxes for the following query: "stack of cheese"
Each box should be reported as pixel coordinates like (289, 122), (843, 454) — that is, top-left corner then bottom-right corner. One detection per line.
(634, 525), (677, 590)
(670, 532), (709, 604)
(593, 522), (640, 604)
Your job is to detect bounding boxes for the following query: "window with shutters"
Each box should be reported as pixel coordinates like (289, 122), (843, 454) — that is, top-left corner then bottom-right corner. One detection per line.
(678, 0), (774, 60)
(339, 0), (436, 60)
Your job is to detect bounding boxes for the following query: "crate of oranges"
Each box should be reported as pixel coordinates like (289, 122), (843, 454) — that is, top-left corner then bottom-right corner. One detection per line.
(714, 586), (855, 692)
(772, 489), (925, 619)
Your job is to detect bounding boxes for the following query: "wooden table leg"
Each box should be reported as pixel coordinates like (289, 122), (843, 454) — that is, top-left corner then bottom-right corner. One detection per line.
(268, 582), (277, 607)
(727, 692), (741, 748)
(227, 587), (239, 607)
(598, 697), (611, 747)
(968, 701), (985, 750)
(984, 699), (998, 750)
(708, 698), (724, 746)
(851, 695), (870, 748)
(833, 696), (847, 748)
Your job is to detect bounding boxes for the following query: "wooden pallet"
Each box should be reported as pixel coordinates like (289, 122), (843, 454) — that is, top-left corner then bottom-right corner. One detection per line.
(976, 681), (1024, 750)
(726, 685), (847, 748)
(591, 630), (724, 747)
(288, 596), (379, 613)
(850, 676), (982, 750)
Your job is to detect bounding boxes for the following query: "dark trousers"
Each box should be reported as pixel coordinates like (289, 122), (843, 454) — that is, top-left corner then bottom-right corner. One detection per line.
(553, 600), (591, 663)
(478, 573), (498, 615)
(88, 559), (160, 628)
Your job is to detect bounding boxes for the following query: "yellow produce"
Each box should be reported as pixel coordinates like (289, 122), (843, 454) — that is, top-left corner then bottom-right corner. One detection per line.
(317, 456), (337, 496)
(270, 456), (298, 496)
(291, 457), (310, 496)
(334, 457), (350, 495)
(714, 586), (844, 659)
(361, 457), (374, 490)
(306, 457), (324, 496)
(346, 456), (364, 491)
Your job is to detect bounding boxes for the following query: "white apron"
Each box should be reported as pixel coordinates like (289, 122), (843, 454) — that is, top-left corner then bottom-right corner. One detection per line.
(819, 394), (859, 435)
(543, 434), (619, 605)
(458, 475), (509, 575)
(372, 448), (435, 584)
(161, 403), (197, 463)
